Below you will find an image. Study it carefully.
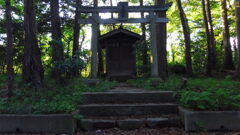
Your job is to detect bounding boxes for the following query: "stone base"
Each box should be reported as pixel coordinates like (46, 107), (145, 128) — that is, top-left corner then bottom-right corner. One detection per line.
(179, 107), (240, 132)
(84, 79), (100, 87)
(0, 114), (75, 134)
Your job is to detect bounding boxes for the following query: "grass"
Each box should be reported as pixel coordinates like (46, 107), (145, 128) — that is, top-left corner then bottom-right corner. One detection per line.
(0, 74), (117, 114)
(127, 75), (240, 111)
(1, 74), (240, 112)
(127, 75), (182, 91)
(127, 75), (240, 92)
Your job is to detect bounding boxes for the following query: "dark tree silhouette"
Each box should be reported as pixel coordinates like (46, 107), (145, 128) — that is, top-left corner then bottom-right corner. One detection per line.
(5, 0), (14, 97)
(221, 0), (235, 70)
(176, 0), (193, 76)
(206, 0), (217, 70)
(234, 0), (240, 79)
(22, 0), (44, 87)
(73, 0), (82, 57)
(50, 0), (64, 76)
(202, 0), (213, 76)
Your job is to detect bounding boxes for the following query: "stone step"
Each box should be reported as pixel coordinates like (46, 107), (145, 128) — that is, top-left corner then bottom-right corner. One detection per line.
(78, 103), (178, 117)
(79, 116), (181, 131)
(82, 91), (175, 104)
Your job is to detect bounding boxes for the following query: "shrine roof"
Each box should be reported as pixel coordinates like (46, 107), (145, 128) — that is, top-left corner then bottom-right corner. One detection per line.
(99, 28), (141, 40)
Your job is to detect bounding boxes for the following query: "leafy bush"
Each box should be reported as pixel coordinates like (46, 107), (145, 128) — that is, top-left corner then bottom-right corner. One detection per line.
(168, 63), (186, 75)
(53, 56), (87, 79)
(179, 89), (240, 111)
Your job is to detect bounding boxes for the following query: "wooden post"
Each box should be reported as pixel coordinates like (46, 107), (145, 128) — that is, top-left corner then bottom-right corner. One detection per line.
(90, 12), (99, 78)
(149, 12), (159, 78)
(156, 0), (168, 79)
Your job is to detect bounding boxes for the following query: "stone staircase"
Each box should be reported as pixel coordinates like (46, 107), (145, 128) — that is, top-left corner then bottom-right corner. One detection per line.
(78, 86), (181, 131)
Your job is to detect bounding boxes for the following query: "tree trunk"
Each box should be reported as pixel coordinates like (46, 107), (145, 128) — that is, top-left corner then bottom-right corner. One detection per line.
(50, 0), (64, 62)
(221, 0), (235, 70)
(202, 0), (212, 76)
(233, 0), (240, 79)
(176, 0), (193, 76)
(140, 0), (149, 74)
(155, 0), (167, 79)
(72, 0), (82, 57)
(22, 0), (44, 87)
(5, 0), (14, 97)
(206, 0), (217, 70)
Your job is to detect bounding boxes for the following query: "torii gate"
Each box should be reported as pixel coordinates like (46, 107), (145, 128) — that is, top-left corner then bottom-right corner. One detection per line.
(78, 2), (172, 79)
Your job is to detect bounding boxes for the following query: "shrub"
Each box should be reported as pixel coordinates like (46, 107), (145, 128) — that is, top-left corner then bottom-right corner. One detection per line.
(179, 89), (240, 111)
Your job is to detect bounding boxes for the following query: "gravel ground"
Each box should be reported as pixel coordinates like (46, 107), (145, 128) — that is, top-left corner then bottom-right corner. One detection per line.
(77, 128), (240, 135)
(1, 128), (240, 135)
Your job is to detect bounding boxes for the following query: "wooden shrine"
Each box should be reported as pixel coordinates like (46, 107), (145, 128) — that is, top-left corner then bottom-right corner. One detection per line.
(99, 28), (141, 81)
(78, 2), (171, 79)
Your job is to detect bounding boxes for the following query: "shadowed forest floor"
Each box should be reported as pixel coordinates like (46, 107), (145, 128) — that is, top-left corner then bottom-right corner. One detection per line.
(77, 128), (240, 135)
(0, 126), (239, 135)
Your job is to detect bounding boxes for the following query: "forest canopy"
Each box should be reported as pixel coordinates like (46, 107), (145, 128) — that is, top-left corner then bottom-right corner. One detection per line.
(0, 0), (239, 94)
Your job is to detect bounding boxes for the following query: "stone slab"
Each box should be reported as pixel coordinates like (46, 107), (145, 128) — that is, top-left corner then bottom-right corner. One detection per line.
(79, 103), (178, 116)
(179, 107), (240, 132)
(117, 119), (144, 130)
(146, 117), (181, 128)
(0, 114), (75, 134)
(82, 91), (175, 104)
(80, 119), (116, 131)
(83, 79), (100, 87)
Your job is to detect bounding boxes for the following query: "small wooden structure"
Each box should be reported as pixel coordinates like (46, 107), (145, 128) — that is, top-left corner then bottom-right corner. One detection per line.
(99, 28), (141, 80)
(78, 2), (171, 79)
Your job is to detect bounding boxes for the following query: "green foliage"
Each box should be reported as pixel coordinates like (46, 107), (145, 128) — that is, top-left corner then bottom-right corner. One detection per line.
(135, 40), (151, 77)
(53, 55), (87, 79)
(0, 77), (117, 114)
(179, 89), (240, 111)
(127, 75), (181, 91)
(128, 75), (240, 111)
(168, 63), (186, 75)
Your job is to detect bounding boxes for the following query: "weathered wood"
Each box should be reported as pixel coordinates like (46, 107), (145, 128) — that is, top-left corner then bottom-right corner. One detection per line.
(156, 0), (168, 79)
(79, 18), (168, 24)
(149, 12), (159, 78)
(90, 13), (99, 79)
(99, 29), (140, 81)
(79, 3), (172, 13)
(118, 2), (129, 21)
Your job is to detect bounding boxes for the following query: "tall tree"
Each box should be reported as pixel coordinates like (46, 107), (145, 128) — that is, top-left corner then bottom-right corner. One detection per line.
(234, 0), (240, 79)
(221, 0), (235, 70)
(202, 0), (213, 76)
(5, 0), (14, 97)
(155, 0), (168, 79)
(206, 0), (217, 69)
(22, 0), (44, 87)
(140, 0), (149, 74)
(72, 0), (82, 57)
(176, 0), (193, 76)
(50, 0), (64, 64)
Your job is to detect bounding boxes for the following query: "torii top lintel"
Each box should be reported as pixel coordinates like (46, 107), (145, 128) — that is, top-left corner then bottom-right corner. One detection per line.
(78, 2), (172, 24)
(79, 2), (172, 13)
